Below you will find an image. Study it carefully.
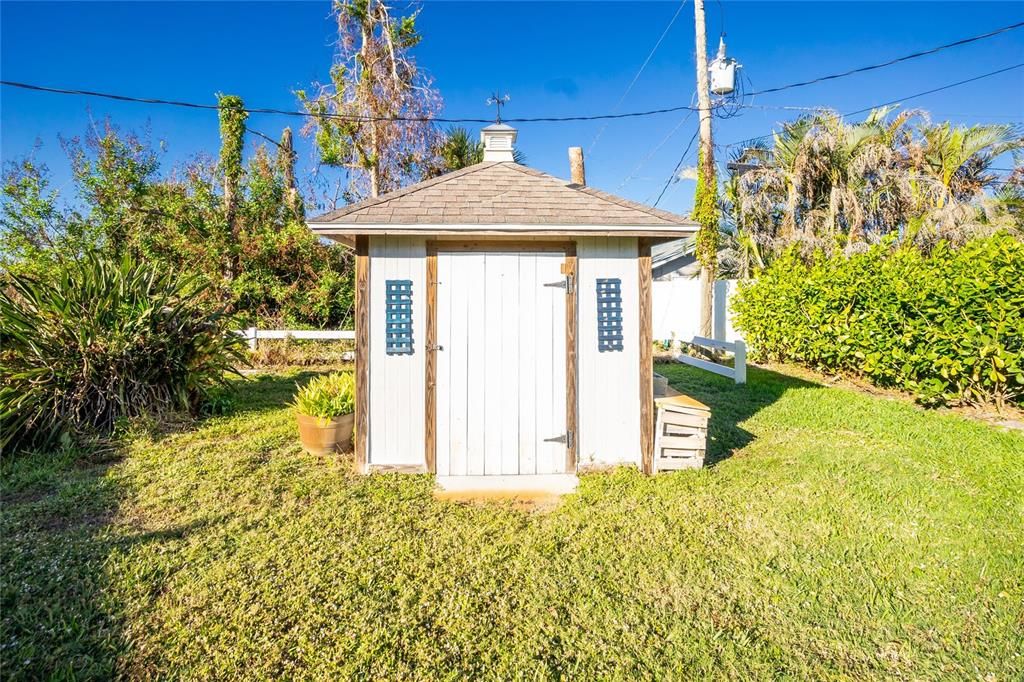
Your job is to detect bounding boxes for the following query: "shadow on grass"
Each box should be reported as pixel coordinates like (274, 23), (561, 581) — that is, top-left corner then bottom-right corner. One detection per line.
(223, 369), (330, 417)
(655, 362), (822, 465)
(0, 453), (116, 677)
(1, 447), (230, 679)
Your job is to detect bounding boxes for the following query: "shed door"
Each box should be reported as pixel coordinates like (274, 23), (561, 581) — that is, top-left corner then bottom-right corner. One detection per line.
(436, 251), (568, 475)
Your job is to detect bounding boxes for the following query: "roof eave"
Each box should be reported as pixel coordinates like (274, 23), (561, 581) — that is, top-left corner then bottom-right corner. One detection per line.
(308, 222), (699, 239)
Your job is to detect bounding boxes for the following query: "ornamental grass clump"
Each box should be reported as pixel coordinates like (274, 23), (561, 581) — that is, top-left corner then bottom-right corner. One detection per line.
(0, 252), (247, 454)
(293, 372), (356, 423)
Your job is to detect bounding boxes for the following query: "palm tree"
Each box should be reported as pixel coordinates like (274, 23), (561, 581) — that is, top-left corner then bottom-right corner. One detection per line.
(911, 123), (1022, 206)
(720, 154), (769, 278)
(425, 127), (528, 178)
(436, 127), (481, 171)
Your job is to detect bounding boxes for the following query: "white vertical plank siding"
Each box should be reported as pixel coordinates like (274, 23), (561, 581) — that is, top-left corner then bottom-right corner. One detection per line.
(516, 254), (538, 475)
(576, 237), (642, 468)
(447, 253), (470, 475)
(367, 236), (426, 468)
(534, 253), (561, 474)
(483, 254), (504, 475)
(550, 253), (568, 471)
(465, 254), (486, 474)
(498, 254), (521, 475)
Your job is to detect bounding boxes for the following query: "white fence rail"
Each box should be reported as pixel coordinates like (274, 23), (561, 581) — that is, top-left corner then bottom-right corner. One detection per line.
(675, 336), (746, 384)
(238, 327), (355, 351)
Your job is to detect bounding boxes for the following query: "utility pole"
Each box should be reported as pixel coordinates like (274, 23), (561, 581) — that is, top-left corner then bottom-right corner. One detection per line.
(693, 0), (717, 338)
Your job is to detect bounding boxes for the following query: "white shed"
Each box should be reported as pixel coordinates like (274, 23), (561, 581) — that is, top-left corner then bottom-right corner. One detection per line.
(308, 125), (698, 487)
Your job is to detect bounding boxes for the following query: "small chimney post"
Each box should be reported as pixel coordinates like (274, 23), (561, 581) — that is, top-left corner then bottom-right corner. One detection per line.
(568, 146), (586, 186)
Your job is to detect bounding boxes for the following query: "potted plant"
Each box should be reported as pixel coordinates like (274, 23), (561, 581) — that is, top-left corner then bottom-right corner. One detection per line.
(293, 372), (356, 455)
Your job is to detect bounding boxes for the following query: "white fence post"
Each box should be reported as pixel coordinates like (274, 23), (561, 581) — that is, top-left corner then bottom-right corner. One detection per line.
(733, 339), (746, 384)
(246, 326), (258, 351)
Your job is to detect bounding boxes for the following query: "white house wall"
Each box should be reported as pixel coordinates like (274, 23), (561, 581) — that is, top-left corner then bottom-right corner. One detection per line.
(576, 237), (642, 468)
(368, 236), (427, 467)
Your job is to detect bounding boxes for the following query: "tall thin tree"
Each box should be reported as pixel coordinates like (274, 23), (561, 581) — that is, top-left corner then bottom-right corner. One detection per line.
(278, 127), (304, 221)
(218, 94), (247, 278)
(299, 0), (441, 200)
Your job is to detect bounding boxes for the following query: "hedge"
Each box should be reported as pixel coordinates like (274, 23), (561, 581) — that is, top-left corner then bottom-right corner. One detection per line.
(731, 234), (1024, 407)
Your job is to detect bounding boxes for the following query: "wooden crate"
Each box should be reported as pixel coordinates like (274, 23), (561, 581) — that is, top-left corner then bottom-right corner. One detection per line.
(653, 394), (709, 472)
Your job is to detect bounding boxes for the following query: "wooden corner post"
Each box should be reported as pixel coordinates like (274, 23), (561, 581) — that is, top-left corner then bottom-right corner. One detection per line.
(565, 243), (578, 473)
(638, 238), (654, 474)
(424, 246), (438, 473)
(354, 235), (370, 471)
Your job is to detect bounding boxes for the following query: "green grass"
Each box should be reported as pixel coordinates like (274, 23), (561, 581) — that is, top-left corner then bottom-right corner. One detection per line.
(2, 365), (1022, 679)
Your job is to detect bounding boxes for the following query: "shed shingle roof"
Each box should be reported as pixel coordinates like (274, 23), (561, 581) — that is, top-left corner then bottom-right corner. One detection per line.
(308, 162), (697, 233)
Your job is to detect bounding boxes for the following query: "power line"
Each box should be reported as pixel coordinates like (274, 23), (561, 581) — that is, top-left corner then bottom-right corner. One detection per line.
(588, 0), (689, 154)
(4, 21), (1022, 127)
(746, 21), (1024, 99)
(618, 110), (696, 191)
(0, 79), (703, 124)
(654, 128), (700, 207)
(245, 126), (284, 149)
(726, 62), (1024, 149)
(844, 63), (1024, 117)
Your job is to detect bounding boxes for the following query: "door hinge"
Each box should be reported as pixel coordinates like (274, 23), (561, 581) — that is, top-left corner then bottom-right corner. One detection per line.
(544, 276), (574, 294)
(426, 344), (444, 351)
(544, 430), (574, 449)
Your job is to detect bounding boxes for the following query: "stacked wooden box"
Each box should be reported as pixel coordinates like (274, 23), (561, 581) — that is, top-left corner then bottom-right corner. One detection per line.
(653, 394), (710, 471)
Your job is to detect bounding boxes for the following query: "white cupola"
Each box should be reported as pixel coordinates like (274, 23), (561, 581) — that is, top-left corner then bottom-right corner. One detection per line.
(481, 124), (518, 162)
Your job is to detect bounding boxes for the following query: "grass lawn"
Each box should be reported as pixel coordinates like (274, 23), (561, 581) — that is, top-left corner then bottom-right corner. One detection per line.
(2, 364), (1022, 679)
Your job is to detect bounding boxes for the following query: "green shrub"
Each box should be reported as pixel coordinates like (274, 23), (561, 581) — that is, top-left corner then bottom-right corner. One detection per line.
(732, 234), (1024, 407)
(0, 252), (248, 453)
(293, 372), (355, 421)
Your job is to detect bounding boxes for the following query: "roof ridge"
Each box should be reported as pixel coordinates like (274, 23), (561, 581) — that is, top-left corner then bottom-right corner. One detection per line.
(577, 185), (691, 223)
(502, 163), (691, 224)
(313, 162), (499, 222)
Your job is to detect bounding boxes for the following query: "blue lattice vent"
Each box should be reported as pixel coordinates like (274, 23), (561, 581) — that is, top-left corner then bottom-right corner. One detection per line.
(596, 277), (623, 352)
(385, 279), (414, 355)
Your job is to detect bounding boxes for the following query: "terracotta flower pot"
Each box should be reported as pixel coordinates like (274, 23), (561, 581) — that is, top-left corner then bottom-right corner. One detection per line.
(297, 412), (355, 455)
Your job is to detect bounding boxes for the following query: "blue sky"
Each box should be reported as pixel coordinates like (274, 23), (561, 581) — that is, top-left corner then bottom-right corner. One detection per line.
(2, 1), (1023, 217)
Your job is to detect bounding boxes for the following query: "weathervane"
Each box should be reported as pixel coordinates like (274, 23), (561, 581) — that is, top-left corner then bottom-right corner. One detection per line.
(486, 93), (511, 124)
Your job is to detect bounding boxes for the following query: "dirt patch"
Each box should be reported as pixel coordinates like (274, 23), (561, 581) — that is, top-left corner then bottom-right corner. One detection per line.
(34, 508), (115, 534)
(433, 489), (565, 512)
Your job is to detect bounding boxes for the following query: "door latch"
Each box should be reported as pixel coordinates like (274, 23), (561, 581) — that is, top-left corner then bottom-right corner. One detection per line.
(426, 344), (444, 351)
